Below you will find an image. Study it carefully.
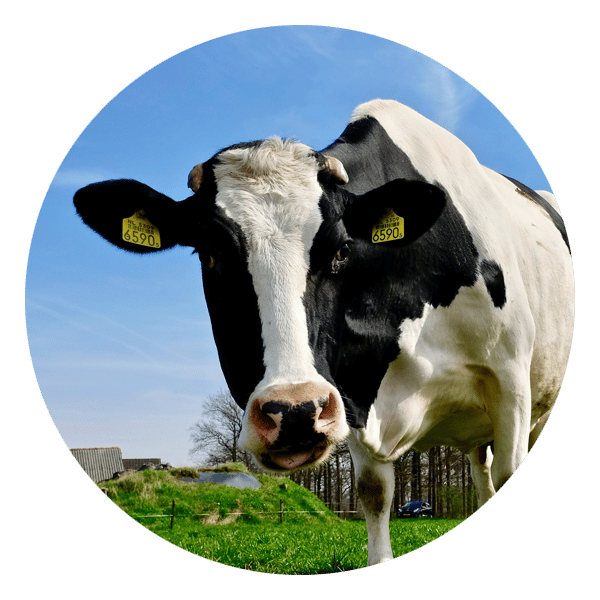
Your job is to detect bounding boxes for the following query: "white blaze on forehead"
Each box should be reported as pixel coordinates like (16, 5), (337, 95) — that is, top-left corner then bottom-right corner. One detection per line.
(213, 138), (325, 387)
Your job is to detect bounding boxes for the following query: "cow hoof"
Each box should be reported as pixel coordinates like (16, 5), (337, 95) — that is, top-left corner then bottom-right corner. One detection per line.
(368, 557), (393, 567)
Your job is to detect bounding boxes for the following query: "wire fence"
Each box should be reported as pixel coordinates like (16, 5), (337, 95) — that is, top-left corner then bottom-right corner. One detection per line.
(124, 499), (359, 528)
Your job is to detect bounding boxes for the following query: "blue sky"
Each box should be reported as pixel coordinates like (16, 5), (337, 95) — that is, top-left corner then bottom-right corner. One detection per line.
(25, 25), (555, 467)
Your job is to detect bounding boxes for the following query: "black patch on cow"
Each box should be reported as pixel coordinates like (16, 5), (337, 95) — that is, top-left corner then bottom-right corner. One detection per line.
(321, 116), (428, 195)
(199, 239), (266, 408)
(306, 117), (480, 428)
(480, 259), (507, 308)
(190, 162), (266, 409)
(502, 174), (570, 253)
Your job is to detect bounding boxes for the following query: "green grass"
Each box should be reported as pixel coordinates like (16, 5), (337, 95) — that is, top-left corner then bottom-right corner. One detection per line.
(150, 518), (462, 573)
(99, 467), (462, 574)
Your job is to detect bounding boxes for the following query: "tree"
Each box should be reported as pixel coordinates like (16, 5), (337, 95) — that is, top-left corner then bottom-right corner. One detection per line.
(188, 390), (256, 469)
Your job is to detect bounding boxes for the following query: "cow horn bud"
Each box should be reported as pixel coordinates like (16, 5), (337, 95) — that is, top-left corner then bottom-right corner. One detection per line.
(322, 155), (349, 185)
(188, 163), (203, 193)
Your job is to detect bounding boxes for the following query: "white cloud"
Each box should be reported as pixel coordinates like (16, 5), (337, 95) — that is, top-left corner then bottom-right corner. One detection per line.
(421, 59), (477, 132)
(291, 26), (344, 61)
(51, 167), (114, 188)
(27, 298), (160, 363)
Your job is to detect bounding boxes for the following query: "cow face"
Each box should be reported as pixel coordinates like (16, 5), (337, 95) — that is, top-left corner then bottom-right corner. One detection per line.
(73, 137), (445, 472)
(200, 139), (351, 470)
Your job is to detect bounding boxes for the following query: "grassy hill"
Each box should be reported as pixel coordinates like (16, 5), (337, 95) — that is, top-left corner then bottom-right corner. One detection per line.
(99, 463), (339, 526)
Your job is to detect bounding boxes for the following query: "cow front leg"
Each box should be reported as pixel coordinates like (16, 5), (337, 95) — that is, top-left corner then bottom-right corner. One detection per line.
(348, 435), (395, 566)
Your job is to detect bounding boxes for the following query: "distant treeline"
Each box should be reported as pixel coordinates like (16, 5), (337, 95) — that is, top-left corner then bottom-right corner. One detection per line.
(286, 443), (479, 519)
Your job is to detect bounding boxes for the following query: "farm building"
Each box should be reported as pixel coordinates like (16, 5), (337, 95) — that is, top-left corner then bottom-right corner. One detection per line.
(122, 458), (162, 470)
(70, 447), (124, 482)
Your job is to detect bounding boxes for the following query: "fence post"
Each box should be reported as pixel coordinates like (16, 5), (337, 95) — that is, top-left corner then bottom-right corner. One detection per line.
(170, 500), (175, 529)
(280, 499), (283, 523)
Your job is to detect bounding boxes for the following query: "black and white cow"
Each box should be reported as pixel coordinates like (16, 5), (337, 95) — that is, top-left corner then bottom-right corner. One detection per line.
(74, 99), (574, 565)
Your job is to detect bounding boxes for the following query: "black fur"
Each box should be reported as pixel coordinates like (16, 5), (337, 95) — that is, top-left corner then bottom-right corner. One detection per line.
(480, 260), (507, 308)
(502, 174), (570, 252)
(191, 161), (266, 407)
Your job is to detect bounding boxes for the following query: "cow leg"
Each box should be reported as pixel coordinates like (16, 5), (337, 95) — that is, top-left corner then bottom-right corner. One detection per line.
(348, 434), (395, 566)
(528, 410), (550, 450)
(485, 369), (532, 492)
(467, 444), (495, 505)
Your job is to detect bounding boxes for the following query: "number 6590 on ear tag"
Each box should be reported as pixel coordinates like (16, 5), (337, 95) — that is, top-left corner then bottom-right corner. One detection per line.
(372, 208), (404, 243)
(122, 211), (161, 248)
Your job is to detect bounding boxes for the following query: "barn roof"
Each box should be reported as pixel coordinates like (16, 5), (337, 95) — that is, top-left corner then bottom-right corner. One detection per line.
(70, 447), (124, 483)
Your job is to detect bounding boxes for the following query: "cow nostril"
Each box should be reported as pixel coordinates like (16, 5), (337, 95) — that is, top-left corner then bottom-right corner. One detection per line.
(253, 399), (295, 434)
(251, 401), (281, 433)
(317, 393), (336, 421)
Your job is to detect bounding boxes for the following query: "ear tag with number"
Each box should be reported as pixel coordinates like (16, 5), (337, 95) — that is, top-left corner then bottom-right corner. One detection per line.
(372, 208), (404, 243)
(122, 210), (161, 248)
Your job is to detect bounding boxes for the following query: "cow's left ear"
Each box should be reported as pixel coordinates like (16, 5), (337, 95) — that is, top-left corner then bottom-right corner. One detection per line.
(342, 179), (447, 247)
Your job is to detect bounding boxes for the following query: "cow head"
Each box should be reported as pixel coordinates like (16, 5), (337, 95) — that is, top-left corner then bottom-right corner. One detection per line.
(73, 137), (446, 471)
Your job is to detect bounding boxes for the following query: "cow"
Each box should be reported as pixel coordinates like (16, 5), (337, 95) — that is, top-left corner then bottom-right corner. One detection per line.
(73, 99), (574, 566)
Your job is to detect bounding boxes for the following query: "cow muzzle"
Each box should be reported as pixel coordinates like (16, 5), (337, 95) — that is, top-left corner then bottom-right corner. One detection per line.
(241, 382), (347, 471)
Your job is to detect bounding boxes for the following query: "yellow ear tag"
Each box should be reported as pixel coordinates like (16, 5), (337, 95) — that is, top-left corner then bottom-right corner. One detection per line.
(122, 210), (161, 249)
(372, 208), (404, 243)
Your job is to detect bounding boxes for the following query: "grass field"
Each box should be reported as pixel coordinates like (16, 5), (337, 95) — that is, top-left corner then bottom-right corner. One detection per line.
(149, 518), (462, 573)
(99, 466), (463, 574)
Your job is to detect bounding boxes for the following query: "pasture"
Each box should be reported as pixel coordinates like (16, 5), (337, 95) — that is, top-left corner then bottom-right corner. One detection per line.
(99, 467), (462, 573)
(152, 518), (462, 573)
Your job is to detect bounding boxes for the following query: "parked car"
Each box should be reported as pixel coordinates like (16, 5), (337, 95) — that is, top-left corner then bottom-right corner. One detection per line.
(398, 501), (433, 518)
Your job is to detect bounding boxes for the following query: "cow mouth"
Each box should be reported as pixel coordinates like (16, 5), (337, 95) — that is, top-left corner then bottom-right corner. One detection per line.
(262, 446), (328, 471)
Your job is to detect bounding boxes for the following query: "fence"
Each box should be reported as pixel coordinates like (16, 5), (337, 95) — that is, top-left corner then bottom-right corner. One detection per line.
(120, 498), (359, 528)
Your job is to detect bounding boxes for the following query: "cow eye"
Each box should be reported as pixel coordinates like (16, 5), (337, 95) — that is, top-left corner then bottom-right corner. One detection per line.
(202, 255), (216, 269)
(194, 250), (216, 270)
(331, 242), (351, 274)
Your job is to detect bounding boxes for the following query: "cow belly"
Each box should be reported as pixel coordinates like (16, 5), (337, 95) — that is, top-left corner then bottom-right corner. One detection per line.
(357, 349), (564, 461)
(412, 408), (493, 453)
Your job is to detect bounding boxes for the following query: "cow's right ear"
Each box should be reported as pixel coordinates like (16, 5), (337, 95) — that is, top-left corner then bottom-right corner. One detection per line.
(74, 179), (197, 253)
(342, 178), (447, 247)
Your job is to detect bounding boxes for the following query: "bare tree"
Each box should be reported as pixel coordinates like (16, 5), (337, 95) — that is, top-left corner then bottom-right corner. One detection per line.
(188, 390), (256, 469)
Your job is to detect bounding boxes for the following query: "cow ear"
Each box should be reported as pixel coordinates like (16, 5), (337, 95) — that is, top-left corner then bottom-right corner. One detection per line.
(74, 179), (197, 253)
(342, 179), (447, 247)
